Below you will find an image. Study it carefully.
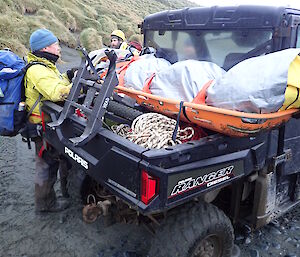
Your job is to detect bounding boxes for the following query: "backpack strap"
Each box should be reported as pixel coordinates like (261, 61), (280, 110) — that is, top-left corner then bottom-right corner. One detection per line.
(26, 94), (42, 118)
(22, 61), (47, 73)
(20, 61), (47, 148)
(23, 61), (47, 118)
(21, 61), (47, 102)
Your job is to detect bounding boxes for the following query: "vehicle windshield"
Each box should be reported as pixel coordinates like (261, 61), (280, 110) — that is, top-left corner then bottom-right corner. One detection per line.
(145, 29), (273, 70)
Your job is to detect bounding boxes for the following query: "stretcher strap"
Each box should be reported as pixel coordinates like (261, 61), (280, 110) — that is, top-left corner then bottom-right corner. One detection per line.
(100, 61), (128, 79)
(142, 73), (156, 94)
(192, 80), (214, 104)
(172, 101), (184, 142)
(182, 106), (191, 122)
(117, 57), (139, 86)
(118, 56), (139, 73)
(100, 58), (138, 80)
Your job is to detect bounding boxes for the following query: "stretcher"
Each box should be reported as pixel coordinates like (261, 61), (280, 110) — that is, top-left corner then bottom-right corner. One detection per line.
(115, 84), (299, 137)
(91, 49), (300, 137)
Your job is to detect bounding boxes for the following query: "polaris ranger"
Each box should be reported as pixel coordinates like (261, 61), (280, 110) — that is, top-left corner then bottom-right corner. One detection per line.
(41, 5), (300, 257)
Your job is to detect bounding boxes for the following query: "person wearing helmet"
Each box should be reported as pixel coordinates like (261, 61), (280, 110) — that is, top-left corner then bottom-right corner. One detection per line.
(110, 30), (128, 50)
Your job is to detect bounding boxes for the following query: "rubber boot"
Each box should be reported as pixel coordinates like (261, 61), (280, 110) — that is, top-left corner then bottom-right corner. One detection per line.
(34, 137), (70, 213)
(45, 198), (70, 212)
(35, 182), (70, 213)
(35, 182), (52, 212)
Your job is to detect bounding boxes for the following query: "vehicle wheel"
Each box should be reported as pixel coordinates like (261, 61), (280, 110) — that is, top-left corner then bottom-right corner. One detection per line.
(107, 100), (143, 122)
(66, 167), (92, 203)
(148, 202), (234, 257)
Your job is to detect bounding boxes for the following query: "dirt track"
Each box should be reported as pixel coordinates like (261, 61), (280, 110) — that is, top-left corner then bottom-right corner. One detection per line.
(0, 136), (151, 257)
(0, 48), (151, 257)
(1, 135), (300, 257)
(0, 47), (299, 257)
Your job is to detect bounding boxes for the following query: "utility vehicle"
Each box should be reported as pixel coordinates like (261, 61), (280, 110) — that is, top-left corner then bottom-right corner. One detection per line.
(41, 5), (300, 257)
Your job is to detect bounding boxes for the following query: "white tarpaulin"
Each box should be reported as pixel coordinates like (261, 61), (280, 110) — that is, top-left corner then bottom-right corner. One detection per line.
(206, 48), (300, 113)
(150, 60), (225, 102)
(124, 54), (171, 90)
(89, 48), (131, 71)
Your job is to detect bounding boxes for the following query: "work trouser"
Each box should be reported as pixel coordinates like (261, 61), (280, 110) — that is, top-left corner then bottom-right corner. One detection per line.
(33, 137), (59, 211)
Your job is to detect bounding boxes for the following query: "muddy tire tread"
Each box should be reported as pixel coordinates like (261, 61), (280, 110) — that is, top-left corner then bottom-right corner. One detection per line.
(148, 202), (234, 257)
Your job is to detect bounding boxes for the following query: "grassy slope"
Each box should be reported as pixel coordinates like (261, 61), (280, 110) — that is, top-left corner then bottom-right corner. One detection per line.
(1, 0), (196, 55)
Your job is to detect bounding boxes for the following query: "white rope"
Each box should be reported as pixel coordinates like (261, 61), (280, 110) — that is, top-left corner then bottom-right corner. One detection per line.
(111, 113), (194, 149)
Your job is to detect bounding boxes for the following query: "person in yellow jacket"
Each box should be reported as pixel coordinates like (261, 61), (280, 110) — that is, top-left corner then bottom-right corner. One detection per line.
(25, 28), (74, 213)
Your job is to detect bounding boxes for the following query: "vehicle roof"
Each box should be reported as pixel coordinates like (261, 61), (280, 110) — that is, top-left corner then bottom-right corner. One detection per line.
(143, 5), (300, 30)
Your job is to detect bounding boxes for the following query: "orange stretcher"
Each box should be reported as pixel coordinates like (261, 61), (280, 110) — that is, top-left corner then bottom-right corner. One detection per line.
(115, 85), (299, 137)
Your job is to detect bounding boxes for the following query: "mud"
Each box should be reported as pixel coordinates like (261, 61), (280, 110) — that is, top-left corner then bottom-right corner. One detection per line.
(1, 137), (300, 257)
(0, 46), (299, 257)
(0, 136), (151, 257)
(0, 47), (150, 257)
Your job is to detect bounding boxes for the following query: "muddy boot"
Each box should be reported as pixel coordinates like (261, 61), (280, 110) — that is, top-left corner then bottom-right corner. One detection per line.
(35, 183), (70, 213)
(47, 198), (70, 212)
(35, 182), (51, 212)
(34, 138), (69, 213)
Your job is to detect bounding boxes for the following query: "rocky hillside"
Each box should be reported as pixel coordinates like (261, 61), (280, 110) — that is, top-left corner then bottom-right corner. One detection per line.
(1, 0), (196, 55)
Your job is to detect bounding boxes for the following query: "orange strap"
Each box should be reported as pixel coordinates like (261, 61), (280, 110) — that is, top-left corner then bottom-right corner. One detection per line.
(99, 57), (140, 86)
(142, 73), (156, 94)
(118, 56), (139, 73)
(118, 56), (139, 86)
(192, 80), (214, 104)
(100, 61), (124, 79)
(99, 61), (129, 79)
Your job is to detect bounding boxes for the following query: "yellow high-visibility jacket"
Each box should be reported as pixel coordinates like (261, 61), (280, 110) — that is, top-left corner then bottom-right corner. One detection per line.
(120, 42), (140, 56)
(282, 55), (300, 110)
(119, 42), (128, 51)
(25, 52), (71, 123)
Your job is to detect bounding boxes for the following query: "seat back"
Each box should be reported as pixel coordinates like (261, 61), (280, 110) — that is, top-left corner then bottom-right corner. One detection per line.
(222, 53), (245, 70)
(155, 48), (178, 64)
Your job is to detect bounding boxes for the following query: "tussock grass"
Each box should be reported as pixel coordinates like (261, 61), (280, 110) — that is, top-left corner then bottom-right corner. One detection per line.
(129, 34), (143, 44)
(1, 0), (196, 56)
(80, 28), (103, 52)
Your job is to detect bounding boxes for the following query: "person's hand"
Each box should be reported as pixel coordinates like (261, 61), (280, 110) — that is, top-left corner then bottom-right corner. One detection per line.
(66, 67), (78, 81)
(59, 85), (71, 100)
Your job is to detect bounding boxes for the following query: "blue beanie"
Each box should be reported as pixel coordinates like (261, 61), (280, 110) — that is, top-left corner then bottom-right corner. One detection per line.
(30, 29), (58, 52)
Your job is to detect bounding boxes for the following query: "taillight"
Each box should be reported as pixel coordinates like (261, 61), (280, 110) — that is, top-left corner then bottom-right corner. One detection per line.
(141, 170), (159, 205)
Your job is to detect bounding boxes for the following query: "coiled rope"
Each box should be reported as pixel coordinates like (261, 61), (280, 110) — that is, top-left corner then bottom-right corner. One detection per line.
(111, 113), (194, 149)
